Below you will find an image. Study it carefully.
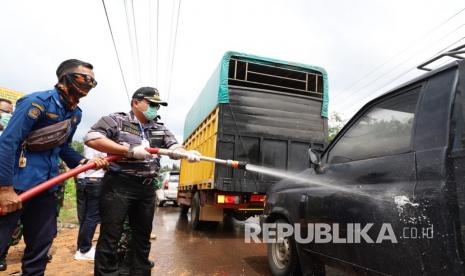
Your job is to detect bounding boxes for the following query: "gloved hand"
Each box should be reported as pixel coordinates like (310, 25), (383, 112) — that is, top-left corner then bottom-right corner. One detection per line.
(0, 113), (12, 128)
(185, 150), (201, 163)
(126, 145), (152, 160)
(0, 186), (21, 214)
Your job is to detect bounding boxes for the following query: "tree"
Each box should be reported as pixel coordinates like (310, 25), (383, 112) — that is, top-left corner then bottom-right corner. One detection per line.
(328, 112), (346, 142)
(159, 165), (171, 173)
(71, 140), (84, 155)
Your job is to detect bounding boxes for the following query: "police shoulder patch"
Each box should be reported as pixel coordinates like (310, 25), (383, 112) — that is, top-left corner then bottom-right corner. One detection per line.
(27, 107), (41, 120)
(31, 102), (45, 111)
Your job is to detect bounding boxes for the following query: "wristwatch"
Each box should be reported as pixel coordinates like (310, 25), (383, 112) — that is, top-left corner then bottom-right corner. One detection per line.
(79, 158), (90, 165)
(126, 145), (135, 159)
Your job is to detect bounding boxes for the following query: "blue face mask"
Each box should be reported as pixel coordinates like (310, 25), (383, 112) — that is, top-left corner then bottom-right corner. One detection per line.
(0, 113), (12, 128)
(143, 106), (158, 121)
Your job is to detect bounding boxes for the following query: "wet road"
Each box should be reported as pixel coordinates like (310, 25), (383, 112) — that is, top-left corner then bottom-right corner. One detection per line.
(149, 205), (270, 275)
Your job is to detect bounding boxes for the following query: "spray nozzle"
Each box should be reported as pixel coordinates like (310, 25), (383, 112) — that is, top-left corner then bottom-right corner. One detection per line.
(225, 160), (248, 169)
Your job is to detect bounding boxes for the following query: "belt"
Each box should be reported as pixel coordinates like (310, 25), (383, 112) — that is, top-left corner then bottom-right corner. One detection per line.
(86, 177), (103, 182)
(109, 172), (155, 186)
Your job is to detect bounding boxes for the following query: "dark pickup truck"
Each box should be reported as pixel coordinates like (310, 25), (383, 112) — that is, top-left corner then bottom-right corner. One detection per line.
(263, 56), (465, 275)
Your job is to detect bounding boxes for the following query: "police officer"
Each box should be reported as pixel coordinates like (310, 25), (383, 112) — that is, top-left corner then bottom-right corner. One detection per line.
(85, 87), (200, 276)
(0, 59), (108, 275)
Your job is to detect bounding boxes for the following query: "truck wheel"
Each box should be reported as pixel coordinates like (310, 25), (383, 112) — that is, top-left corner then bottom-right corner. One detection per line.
(267, 219), (301, 276)
(179, 204), (189, 215)
(190, 192), (201, 230)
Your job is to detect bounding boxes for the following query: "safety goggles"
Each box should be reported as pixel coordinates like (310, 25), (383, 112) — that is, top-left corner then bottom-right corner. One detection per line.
(69, 73), (98, 88)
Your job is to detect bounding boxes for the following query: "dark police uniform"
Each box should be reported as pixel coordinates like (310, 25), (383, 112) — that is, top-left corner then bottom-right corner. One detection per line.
(85, 111), (179, 276)
(0, 89), (83, 275)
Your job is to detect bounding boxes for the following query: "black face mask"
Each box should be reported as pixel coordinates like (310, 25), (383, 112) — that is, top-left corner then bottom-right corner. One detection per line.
(55, 73), (95, 110)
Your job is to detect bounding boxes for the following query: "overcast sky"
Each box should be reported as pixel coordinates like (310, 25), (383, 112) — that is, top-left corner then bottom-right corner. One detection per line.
(1, 0), (464, 145)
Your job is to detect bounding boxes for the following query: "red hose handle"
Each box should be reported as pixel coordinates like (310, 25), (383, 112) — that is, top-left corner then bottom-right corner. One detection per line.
(18, 155), (122, 203)
(0, 147), (163, 214)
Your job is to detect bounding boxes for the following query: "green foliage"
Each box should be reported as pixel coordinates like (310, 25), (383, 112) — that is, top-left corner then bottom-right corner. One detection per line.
(72, 140), (84, 155)
(58, 177), (78, 224)
(159, 162), (180, 173)
(328, 112), (345, 142)
(159, 165), (171, 173)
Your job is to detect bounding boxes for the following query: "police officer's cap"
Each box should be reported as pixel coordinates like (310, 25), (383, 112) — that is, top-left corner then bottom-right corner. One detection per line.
(132, 87), (168, 106)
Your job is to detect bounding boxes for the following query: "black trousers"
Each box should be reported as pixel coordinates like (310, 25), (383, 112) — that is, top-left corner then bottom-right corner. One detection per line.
(0, 192), (57, 276)
(94, 173), (155, 276)
(76, 178), (102, 253)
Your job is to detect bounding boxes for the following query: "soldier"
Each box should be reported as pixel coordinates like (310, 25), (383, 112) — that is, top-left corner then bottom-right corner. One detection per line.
(85, 87), (200, 276)
(0, 59), (108, 275)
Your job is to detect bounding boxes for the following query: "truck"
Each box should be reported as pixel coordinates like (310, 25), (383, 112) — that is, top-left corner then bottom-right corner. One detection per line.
(178, 51), (329, 229)
(263, 46), (465, 275)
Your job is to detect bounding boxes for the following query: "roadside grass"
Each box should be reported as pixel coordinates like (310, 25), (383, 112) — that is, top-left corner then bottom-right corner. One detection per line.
(58, 178), (78, 225)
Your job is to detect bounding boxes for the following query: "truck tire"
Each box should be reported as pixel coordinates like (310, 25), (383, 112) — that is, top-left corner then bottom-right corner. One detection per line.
(267, 219), (301, 276)
(179, 203), (189, 215)
(190, 192), (202, 230)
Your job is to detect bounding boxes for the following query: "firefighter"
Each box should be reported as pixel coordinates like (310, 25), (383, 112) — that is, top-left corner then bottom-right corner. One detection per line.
(84, 87), (200, 276)
(0, 59), (108, 275)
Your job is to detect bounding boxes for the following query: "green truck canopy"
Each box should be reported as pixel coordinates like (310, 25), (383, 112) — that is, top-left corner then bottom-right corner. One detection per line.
(183, 51), (329, 142)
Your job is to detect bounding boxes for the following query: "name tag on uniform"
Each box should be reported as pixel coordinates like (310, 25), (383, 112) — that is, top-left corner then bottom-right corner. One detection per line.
(121, 122), (141, 136)
(150, 131), (165, 136)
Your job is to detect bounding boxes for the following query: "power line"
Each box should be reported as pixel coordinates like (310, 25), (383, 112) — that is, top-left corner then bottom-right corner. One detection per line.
(334, 23), (465, 101)
(149, 0), (154, 85)
(101, 0), (130, 101)
(166, 0), (182, 105)
(156, 0), (159, 86)
(334, 6), (465, 100)
(334, 35), (465, 112)
(130, 0), (142, 85)
(123, 0), (139, 87)
(149, 0), (160, 86)
(372, 37), (465, 93)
